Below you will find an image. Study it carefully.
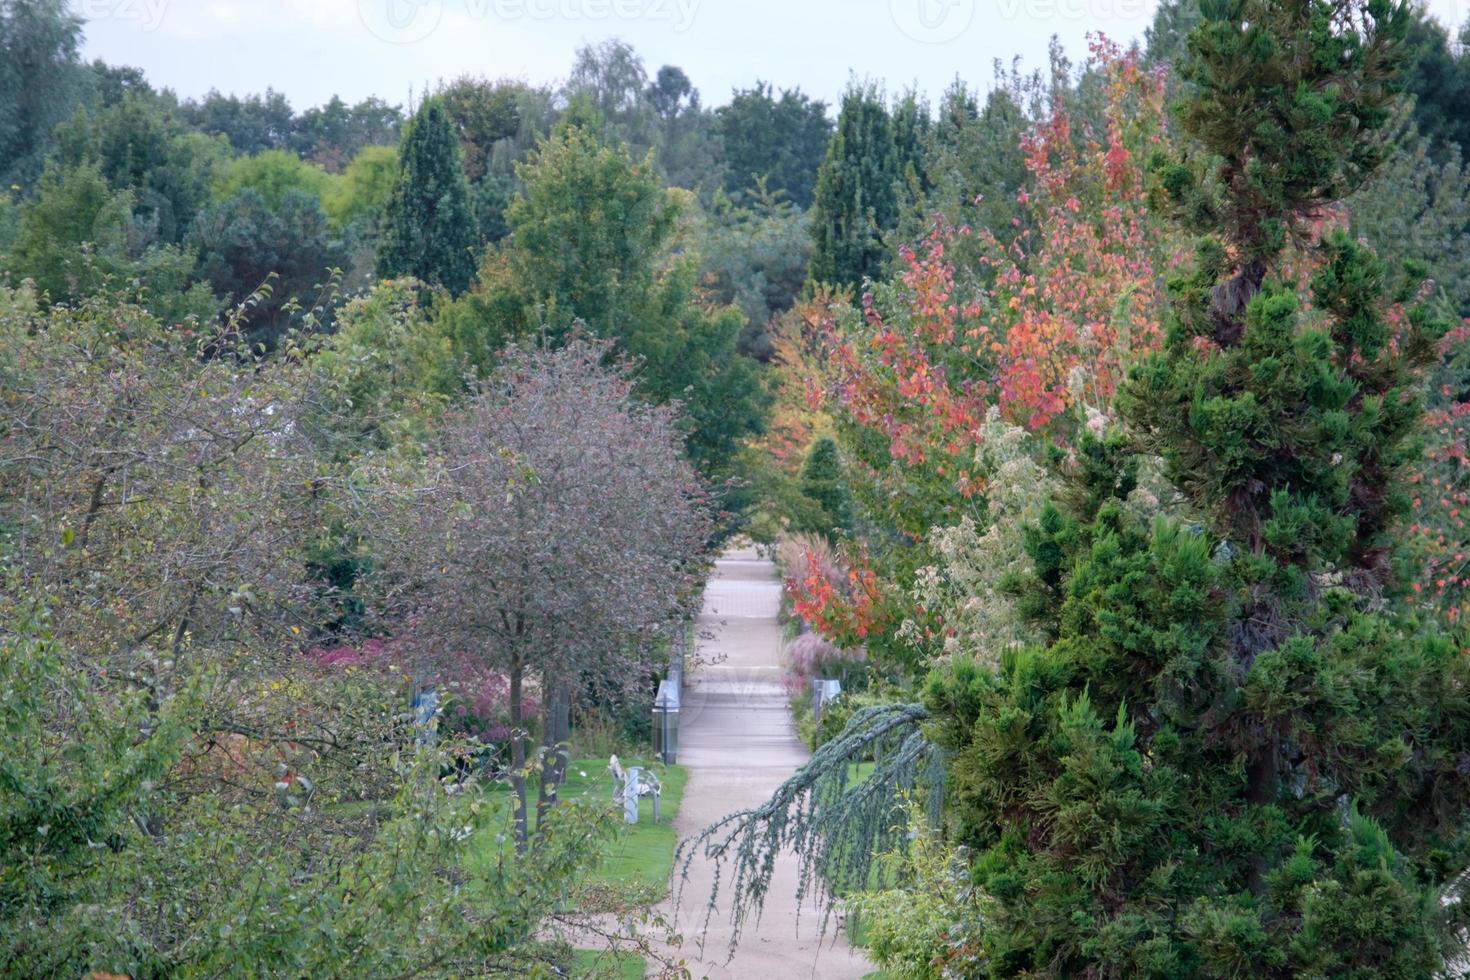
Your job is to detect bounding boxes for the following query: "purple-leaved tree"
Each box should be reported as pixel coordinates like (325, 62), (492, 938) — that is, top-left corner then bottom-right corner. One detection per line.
(361, 336), (710, 848)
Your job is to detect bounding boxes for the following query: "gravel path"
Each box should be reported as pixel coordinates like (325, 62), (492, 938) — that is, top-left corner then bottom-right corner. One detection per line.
(659, 545), (872, 979)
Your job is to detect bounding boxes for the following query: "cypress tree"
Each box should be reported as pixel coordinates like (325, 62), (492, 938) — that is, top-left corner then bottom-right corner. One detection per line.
(809, 82), (899, 288)
(921, 0), (1470, 973)
(377, 97), (478, 295)
(796, 436), (852, 537)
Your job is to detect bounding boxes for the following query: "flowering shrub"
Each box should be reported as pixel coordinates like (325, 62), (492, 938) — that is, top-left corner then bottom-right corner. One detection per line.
(308, 640), (538, 742)
(901, 410), (1056, 665)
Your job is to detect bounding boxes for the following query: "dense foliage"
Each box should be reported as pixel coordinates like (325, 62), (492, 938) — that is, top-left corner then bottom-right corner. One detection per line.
(376, 97), (479, 296)
(7, 0), (1470, 973)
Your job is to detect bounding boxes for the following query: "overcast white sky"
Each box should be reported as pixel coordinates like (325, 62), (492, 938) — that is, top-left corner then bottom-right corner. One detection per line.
(77, 0), (1470, 112)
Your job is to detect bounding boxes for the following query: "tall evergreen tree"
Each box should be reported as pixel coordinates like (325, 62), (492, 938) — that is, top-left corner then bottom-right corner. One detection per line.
(377, 97), (478, 295)
(716, 82), (832, 209)
(917, 0), (1470, 973)
(794, 436), (852, 538)
(809, 83), (899, 288)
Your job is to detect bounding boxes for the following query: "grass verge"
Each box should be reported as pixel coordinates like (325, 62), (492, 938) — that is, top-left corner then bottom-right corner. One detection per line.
(464, 757), (687, 897)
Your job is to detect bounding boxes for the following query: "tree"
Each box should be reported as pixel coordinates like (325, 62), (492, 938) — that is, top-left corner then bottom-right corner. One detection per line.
(190, 187), (346, 347)
(1143, 0), (1205, 66)
(502, 122), (676, 337)
(645, 64), (721, 192)
(452, 121), (770, 477)
(696, 181), (812, 359)
(0, 0), (91, 190)
(717, 82), (832, 209)
(5, 159), (215, 323)
(0, 290), (623, 976)
(793, 436), (851, 537)
(51, 93), (228, 246)
(563, 39), (660, 159)
(809, 82), (900, 288)
(904, 81), (1030, 259)
(1397, 6), (1470, 154)
(292, 94), (402, 172)
(377, 97), (479, 295)
(924, 0), (1466, 971)
(360, 338), (708, 849)
(213, 149), (336, 213)
(322, 144), (399, 232)
(1347, 102), (1470, 316)
(179, 88), (296, 156)
(437, 75), (526, 183)
(6, 160), (132, 300)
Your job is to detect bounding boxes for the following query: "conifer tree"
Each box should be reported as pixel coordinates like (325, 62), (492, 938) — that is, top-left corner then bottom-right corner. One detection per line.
(809, 83), (899, 288)
(917, 0), (1470, 973)
(377, 97), (478, 295)
(795, 436), (852, 538)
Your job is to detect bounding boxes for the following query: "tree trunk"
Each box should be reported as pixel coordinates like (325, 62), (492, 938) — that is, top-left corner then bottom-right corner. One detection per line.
(1244, 738), (1277, 897)
(536, 682), (571, 827)
(509, 655), (529, 853)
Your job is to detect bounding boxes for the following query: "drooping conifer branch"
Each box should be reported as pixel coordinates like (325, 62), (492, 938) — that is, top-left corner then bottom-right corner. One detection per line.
(674, 702), (938, 956)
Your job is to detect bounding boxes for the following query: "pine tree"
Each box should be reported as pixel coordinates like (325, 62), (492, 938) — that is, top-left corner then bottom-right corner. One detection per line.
(809, 83), (900, 288)
(919, 0), (1470, 973)
(377, 97), (478, 295)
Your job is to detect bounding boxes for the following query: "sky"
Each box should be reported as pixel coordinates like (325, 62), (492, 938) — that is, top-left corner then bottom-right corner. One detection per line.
(78, 0), (1470, 113)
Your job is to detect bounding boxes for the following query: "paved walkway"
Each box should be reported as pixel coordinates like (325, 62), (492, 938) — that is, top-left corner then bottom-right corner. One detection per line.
(660, 545), (871, 979)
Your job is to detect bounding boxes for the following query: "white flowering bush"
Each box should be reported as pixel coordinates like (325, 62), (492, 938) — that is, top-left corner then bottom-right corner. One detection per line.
(903, 409), (1056, 666)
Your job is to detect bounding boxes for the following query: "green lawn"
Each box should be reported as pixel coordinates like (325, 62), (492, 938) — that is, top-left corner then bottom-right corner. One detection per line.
(571, 948), (646, 979)
(465, 757), (688, 896)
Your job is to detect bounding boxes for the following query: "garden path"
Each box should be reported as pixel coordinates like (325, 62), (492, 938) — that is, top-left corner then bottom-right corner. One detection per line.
(658, 544), (871, 979)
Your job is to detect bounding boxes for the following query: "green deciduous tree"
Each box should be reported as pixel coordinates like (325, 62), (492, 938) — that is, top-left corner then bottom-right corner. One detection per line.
(448, 122), (769, 477)
(179, 88), (296, 156)
(214, 148), (336, 213)
(291, 94), (401, 172)
(377, 98), (479, 295)
(322, 143), (398, 231)
(0, 0), (91, 190)
(5, 160), (215, 322)
(52, 93), (229, 246)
